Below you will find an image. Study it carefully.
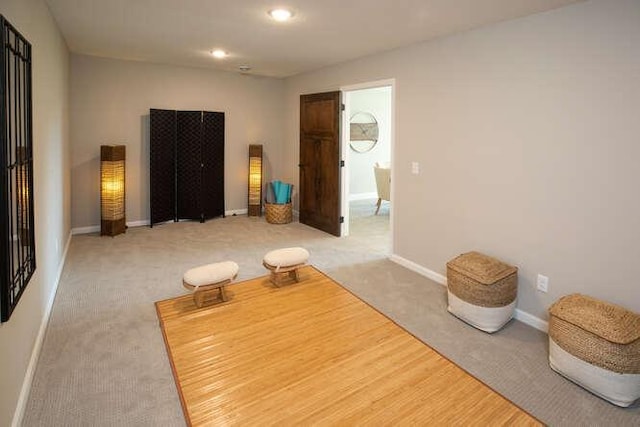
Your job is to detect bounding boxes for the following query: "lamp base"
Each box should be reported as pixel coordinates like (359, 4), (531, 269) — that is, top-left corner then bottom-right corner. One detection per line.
(248, 204), (262, 217)
(101, 218), (126, 236)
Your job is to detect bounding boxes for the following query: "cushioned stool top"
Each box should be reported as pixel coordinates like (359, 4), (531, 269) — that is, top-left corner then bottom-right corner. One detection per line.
(183, 261), (239, 288)
(550, 293), (640, 345)
(263, 247), (309, 268)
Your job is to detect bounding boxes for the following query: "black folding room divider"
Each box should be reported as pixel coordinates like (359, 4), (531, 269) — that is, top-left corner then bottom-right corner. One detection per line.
(149, 109), (225, 227)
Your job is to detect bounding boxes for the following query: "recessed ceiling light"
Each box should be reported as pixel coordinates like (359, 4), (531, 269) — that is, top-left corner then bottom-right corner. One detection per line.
(269, 8), (293, 22)
(210, 49), (227, 59)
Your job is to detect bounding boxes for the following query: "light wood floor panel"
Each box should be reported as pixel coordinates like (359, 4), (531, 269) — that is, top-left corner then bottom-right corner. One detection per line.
(156, 266), (542, 426)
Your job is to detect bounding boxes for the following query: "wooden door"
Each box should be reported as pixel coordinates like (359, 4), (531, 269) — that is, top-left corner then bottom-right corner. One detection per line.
(299, 91), (342, 236)
(150, 109), (177, 226)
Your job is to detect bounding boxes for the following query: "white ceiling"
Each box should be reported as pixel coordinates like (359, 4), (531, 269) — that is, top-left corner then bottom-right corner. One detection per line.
(45, 0), (582, 78)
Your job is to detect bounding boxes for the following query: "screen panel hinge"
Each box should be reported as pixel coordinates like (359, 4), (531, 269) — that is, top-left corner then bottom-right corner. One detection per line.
(339, 216), (344, 223)
(340, 160), (345, 167)
(341, 103), (345, 111)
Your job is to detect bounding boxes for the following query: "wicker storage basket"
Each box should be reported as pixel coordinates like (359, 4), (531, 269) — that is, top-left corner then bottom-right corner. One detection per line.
(447, 251), (518, 308)
(549, 294), (640, 374)
(265, 202), (292, 224)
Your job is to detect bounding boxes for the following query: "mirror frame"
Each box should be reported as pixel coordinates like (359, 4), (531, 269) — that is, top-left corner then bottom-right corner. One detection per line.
(349, 111), (379, 153)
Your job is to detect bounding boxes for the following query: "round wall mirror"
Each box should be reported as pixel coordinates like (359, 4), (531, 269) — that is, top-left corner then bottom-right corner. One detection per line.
(349, 112), (379, 153)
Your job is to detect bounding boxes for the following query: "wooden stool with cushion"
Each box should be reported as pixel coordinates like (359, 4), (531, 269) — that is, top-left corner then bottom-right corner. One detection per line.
(183, 261), (239, 308)
(263, 247), (310, 286)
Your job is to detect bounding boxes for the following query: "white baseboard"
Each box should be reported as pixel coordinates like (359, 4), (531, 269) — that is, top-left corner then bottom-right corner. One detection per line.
(71, 212), (248, 235)
(71, 225), (99, 235)
(389, 254), (448, 285)
(226, 209), (247, 216)
(72, 219), (150, 235)
(12, 232), (72, 427)
(514, 309), (548, 332)
(389, 254), (548, 333)
(127, 220), (149, 228)
(349, 192), (377, 201)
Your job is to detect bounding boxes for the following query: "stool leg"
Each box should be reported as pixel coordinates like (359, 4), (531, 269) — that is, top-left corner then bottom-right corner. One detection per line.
(194, 291), (204, 308)
(288, 270), (296, 282)
(219, 285), (228, 302)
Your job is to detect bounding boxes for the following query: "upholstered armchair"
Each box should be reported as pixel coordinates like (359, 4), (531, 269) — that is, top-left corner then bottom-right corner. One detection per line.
(373, 162), (390, 214)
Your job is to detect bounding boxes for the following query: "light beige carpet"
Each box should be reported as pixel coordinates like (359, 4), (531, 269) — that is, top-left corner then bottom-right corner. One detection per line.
(22, 200), (639, 426)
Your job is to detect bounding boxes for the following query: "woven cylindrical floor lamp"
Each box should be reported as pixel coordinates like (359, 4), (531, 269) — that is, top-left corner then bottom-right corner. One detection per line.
(248, 144), (263, 217)
(101, 145), (126, 236)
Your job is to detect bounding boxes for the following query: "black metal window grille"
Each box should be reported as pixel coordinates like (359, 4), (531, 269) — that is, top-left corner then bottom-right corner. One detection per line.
(1, 15), (35, 322)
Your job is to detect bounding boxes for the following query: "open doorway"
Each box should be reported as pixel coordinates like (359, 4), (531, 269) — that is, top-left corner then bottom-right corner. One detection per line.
(341, 80), (394, 254)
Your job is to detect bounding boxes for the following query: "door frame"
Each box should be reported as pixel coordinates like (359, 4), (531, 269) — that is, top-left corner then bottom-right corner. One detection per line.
(340, 79), (395, 247)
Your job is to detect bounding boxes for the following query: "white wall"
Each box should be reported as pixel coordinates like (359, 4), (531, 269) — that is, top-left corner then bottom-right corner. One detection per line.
(70, 55), (285, 229)
(348, 87), (391, 197)
(284, 0), (640, 321)
(0, 0), (70, 424)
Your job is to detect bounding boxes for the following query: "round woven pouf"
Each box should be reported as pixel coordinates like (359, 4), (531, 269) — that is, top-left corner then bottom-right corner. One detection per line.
(446, 251), (518, 333)
(548, 294), (640, 407)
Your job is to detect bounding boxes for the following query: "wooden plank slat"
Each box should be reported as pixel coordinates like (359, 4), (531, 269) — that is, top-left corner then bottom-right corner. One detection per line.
(156, 266), (542, 426)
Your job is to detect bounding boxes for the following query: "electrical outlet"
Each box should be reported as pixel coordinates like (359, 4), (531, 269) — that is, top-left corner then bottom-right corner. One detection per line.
(536, 274), (549, 293)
